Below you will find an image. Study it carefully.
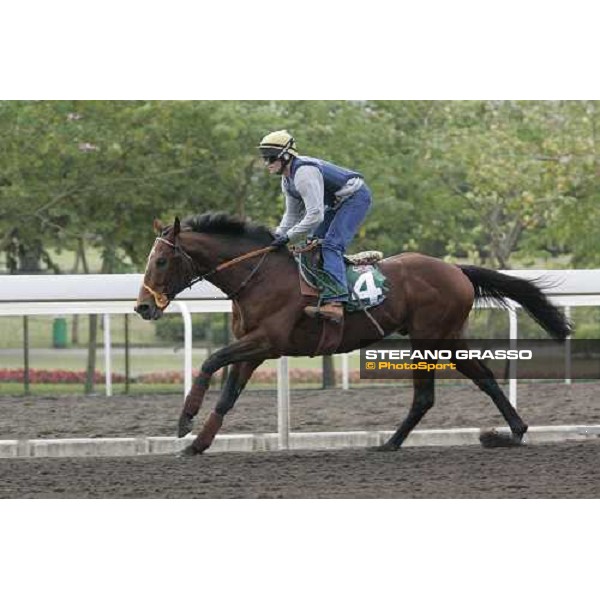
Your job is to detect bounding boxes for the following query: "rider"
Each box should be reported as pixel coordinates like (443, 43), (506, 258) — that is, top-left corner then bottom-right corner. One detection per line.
(258, 130), (372, 323)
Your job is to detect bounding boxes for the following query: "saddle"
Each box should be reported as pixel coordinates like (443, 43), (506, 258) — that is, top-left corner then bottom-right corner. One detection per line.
(293, 241), (388, 355)
(294, 241), (388, 312)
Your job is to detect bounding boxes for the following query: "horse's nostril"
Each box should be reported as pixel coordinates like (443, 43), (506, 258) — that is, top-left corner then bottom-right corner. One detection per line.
(135, 303), (149, 315)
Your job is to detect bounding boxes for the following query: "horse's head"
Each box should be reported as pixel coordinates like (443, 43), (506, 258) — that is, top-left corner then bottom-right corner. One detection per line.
(136, 211), (278, 320)
(135, 216), (196, 320)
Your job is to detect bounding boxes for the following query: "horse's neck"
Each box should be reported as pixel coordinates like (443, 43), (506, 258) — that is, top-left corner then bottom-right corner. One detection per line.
(183, 237), (269, 295)
(206, 247), (296, 301)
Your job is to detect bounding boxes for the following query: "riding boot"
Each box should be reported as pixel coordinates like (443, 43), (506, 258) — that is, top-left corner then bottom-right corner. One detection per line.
(304, 302), (344, 324)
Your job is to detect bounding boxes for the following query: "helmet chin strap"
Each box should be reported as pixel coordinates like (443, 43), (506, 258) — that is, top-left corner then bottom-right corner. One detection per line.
(275, 153), (292, 174)
(275, 136), (295, 173)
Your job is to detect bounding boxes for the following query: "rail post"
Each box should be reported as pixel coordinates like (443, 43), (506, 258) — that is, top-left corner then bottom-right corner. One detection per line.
(277, 357), (290, 449)
(508, 304), (518, 408)
(175, 301), (193, 399)
(342, 353), (350, 390)
(565, 306), (572, 384)
(103, 313), (112, 397)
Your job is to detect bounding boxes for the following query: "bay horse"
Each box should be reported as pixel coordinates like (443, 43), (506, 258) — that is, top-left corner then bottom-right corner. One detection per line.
(134, 212), (571, 456)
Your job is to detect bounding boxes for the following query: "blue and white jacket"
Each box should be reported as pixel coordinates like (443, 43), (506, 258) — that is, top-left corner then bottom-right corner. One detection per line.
(275, 155), (364, 242)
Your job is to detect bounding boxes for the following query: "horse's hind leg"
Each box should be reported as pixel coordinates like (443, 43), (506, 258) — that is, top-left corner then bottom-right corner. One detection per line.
(453, 343), (528, 447)
(378, 371), (435, 451)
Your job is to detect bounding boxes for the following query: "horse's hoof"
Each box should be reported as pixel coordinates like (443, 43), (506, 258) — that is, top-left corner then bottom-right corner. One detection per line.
(177, 443), (200, 457)
(479, 428), (525, 448)
(177, 413), (194, 438)
(370, 442), (400, 453)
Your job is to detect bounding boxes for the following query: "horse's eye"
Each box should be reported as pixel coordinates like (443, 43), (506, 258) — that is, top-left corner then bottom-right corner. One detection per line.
(156, 257), (167, 268)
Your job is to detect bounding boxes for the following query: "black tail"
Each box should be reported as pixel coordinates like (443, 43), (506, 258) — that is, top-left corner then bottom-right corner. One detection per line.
(459, 265), (572, 340)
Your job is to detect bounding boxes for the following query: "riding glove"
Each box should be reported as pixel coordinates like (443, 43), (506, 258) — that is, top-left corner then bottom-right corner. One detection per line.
(270, 234), (289, 248)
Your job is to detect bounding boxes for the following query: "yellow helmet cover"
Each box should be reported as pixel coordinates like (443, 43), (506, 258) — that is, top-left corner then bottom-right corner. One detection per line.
(258, 130), (299, 158)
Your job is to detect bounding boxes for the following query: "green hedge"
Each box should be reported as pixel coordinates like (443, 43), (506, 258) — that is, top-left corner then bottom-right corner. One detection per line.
(154, 314), (230, 344)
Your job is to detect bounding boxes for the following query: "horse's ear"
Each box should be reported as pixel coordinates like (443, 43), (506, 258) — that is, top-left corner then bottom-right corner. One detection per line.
(173, 216), (181, 237)
(153, 219), (164, 234)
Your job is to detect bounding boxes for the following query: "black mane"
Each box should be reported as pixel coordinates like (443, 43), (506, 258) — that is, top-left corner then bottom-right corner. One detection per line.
(181, 212), (274, 244)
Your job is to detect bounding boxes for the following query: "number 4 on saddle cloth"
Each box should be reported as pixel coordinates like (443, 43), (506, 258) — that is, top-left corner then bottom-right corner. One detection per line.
(294, 241), (389, 312)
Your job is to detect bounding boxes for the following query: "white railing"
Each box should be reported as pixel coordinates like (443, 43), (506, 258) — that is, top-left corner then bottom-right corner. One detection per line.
(0, 274), (231, 399)
(1, 270), (599, 450)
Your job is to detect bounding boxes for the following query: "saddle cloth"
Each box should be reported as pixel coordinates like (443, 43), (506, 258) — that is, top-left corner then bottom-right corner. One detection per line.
(294, 243), (388, 311)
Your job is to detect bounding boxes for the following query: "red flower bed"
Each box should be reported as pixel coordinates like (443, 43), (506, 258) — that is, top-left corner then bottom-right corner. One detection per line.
(0, 369), (126, 384)
(137, 368), (371, 384)
(0, 368), (382, 385)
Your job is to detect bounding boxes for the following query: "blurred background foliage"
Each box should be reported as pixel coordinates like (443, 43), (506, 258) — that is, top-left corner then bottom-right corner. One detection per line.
(3, 100), (600, 393)
(2, 100), (600, 276)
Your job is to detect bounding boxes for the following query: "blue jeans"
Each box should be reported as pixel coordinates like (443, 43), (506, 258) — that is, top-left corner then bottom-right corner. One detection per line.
(313, 184), (372, 302)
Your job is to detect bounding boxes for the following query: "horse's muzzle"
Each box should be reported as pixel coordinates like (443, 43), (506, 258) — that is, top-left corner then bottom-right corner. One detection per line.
(134, 301), (163, 321)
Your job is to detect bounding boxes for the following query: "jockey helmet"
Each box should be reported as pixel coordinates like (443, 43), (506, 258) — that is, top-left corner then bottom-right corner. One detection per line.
(258, 130), (298, 165)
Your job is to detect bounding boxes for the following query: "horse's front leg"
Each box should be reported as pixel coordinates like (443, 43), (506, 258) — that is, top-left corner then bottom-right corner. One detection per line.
(177, 333), (271, 441)
(178, 369), (212, 437)
(179, 359), (264, 456)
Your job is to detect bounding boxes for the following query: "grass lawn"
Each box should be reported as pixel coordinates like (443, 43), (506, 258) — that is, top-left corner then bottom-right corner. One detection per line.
(0, 379), (374, 396)
(0, 314), (158, 348)
(0, 348), (365, 396)
(0, 348), (361, 374)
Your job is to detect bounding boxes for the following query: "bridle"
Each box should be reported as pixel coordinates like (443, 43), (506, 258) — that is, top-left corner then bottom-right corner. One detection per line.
(143, 236), (275, 309)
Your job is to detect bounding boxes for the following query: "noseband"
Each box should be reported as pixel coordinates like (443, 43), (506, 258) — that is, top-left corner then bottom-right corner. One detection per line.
(143, 236), (274, 308)
(142, 237), (198, 309)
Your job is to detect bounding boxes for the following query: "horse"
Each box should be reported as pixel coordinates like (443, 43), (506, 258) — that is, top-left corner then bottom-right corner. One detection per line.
(134, 212), (571, 456)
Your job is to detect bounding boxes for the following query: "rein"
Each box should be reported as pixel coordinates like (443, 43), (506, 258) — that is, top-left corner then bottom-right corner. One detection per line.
(201, 245), (275, 280)
(144, 237), (275, 307)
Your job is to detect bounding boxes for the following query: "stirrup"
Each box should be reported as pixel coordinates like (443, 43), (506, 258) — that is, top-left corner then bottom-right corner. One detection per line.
(304, 303), (344, 324)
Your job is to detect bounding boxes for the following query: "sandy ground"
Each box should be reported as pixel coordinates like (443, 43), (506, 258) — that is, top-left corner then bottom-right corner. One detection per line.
(0, 442), (598, 498)
(1, 380), (599, 498)
(1, 380), (599, 439)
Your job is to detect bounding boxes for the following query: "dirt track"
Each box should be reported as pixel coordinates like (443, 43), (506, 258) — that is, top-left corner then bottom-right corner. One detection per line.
(1, 381), (599, 498)
(2, 380), (600, 439)
(0, 442), (599, 498)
